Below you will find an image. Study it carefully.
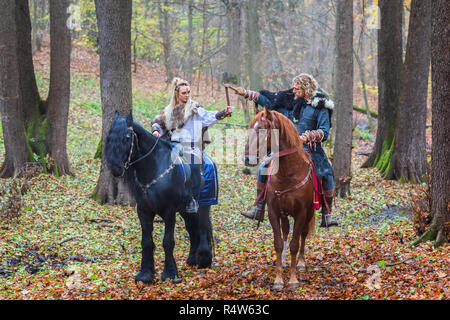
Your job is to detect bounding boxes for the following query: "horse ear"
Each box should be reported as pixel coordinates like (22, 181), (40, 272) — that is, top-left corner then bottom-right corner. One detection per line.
(264, 106), (272, 121)
(114, 111), (119, 121)
(254, 104), (260, 115)
(126, 110), (133, 126)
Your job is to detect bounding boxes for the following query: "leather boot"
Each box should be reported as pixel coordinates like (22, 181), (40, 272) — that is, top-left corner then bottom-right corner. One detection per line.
(186, 198), (199, 214)
(320, 196), (338, 227)
(241, 189), (265, 222)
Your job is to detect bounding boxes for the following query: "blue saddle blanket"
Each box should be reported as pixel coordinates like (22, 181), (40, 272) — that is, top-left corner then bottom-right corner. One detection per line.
(172, 149), (218, 207)
(199, 153), (219, 206)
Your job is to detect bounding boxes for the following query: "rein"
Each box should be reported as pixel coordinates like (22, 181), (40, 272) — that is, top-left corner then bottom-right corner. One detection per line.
(122, 127), (182, 192)
(124, 128), (161, 170)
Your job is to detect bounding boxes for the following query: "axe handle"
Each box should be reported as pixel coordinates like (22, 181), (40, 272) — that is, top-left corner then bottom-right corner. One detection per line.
(225, 86), (231, 106)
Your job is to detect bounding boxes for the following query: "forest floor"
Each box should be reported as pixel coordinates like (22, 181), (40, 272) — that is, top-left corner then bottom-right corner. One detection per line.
(0, 40), (447, 300)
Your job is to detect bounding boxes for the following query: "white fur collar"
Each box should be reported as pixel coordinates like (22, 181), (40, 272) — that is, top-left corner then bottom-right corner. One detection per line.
(310, 90), (335, 110)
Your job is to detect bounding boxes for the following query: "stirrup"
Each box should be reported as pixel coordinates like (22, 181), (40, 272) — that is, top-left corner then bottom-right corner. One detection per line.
(186, 199), (199, 214)
(320, 213), (338, 228)
(240, 204), (264, 222)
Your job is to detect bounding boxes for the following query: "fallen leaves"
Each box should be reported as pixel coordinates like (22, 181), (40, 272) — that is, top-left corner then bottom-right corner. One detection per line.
(0, 41), (448, 301)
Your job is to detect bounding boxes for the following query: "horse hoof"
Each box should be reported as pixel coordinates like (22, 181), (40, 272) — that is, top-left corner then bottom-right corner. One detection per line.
(161, 271), (179, 282)
(172, 277), (182, 284)
(197, 254), (212, 269)
(135, 271), (155, 285)
(288, 282), (300, 291)
(186, 256), (197, 267)
(297, 265), (307, 272)
(272, 283), (284, 291)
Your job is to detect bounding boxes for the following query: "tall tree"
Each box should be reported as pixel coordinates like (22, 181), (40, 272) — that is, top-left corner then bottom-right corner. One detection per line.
(93, 0), (133, 205)
(222, 0), (242, 84)
(245, 0), (263, 90)
(157, 0), (173, 84)
(362, 0), (403, 176)
(414, 0), (449, 247)
(16, 0), (41, 126)
(47, 0), (72, 175)
(186, 0), (195, 82)
(332, 0), (353, 198)
(0, 0), (29, 178)
(1, 0), (72, 177)
(387, 0), (431, 183)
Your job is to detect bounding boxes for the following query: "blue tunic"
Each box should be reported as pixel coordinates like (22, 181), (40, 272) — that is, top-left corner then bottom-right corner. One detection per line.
(256, 89), (335, 190)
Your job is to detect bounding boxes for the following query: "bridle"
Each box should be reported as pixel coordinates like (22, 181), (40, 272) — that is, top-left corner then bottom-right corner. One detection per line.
(121, 126), (182, 192)
(123, 126), (161, 171)
(249, 114), (313, 212)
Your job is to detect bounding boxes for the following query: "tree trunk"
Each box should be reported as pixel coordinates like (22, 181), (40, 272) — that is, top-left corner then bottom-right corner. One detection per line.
(186, 0), (194, 82)
(1, 0), (73, 178)
(16, 0), (41, 126)
(414, 0), (450, 247)
(223, 0), (242, 84)
(157, 0), (173, 84)
(245, 0), (263, 91)
(387, 0), (431, 183)
(361, 0), (403, 179)
(47, 0), (72, 176)
(0, 0), (30, 178)
(93, 0), (134, 206)
(332, 0), (353, 198)
(266, 16), (289, 89)
(356, 0), (372, 130)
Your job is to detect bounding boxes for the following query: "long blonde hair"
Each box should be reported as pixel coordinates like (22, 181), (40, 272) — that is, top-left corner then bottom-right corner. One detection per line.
(169, 77), (190, 107)
(165, 77), (198, 129)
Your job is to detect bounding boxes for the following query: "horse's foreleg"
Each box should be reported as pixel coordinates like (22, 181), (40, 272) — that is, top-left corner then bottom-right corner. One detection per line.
(269, 214), (284, 290)
(297, 208), (313, 272)
(135, 209), (156, 284)
(196, 206), (213, 268)
(288, 217), (303, 289)
(181, 212), (200, 267)
(297, 231), (307, 272)
(161, 213), (179, 282)
(281, 216), (289, 268)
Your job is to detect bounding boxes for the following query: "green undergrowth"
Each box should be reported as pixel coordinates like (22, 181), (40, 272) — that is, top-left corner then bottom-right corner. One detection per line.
(0, 70), (446, 300)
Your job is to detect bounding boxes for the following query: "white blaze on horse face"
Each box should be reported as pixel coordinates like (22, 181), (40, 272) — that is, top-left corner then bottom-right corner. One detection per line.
(259, 128), (280, 176)
(246, 128), (259, 165)
(246, 122), (280, 172)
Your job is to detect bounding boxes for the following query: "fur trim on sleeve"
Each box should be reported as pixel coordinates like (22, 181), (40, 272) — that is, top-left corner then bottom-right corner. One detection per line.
(151, 112), (167, 133)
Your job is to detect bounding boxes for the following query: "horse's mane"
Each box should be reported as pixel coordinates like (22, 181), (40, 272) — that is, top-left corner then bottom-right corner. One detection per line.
(250, 110), (304, 151)
(273, 112), (304, 151)
(132, 121), (173, 149)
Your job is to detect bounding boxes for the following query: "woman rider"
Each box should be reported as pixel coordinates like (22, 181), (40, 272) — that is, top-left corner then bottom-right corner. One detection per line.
(151, 77), (232, 213)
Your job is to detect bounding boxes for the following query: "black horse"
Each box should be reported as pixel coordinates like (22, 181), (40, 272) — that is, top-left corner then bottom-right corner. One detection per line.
(105, 111), (214, 284)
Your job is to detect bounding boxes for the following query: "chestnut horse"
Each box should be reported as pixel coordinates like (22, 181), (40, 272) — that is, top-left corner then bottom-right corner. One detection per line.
(244, 107), (315, 290)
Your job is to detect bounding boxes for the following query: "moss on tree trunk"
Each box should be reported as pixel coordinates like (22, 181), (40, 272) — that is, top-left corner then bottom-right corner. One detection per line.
(373, 130), (395, 178)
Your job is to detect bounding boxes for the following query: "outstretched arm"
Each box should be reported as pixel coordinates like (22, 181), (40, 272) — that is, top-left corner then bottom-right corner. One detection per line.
(197, 105), (233, 127)
(227, 84), (280, 110)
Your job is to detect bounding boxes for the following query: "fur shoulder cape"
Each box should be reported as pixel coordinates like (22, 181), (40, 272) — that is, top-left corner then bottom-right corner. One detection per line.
(151, 99), (201, 134)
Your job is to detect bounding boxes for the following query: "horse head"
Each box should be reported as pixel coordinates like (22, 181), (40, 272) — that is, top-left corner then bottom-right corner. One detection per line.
(244, 107), (279, 166)
(105, 111), (135, 177)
